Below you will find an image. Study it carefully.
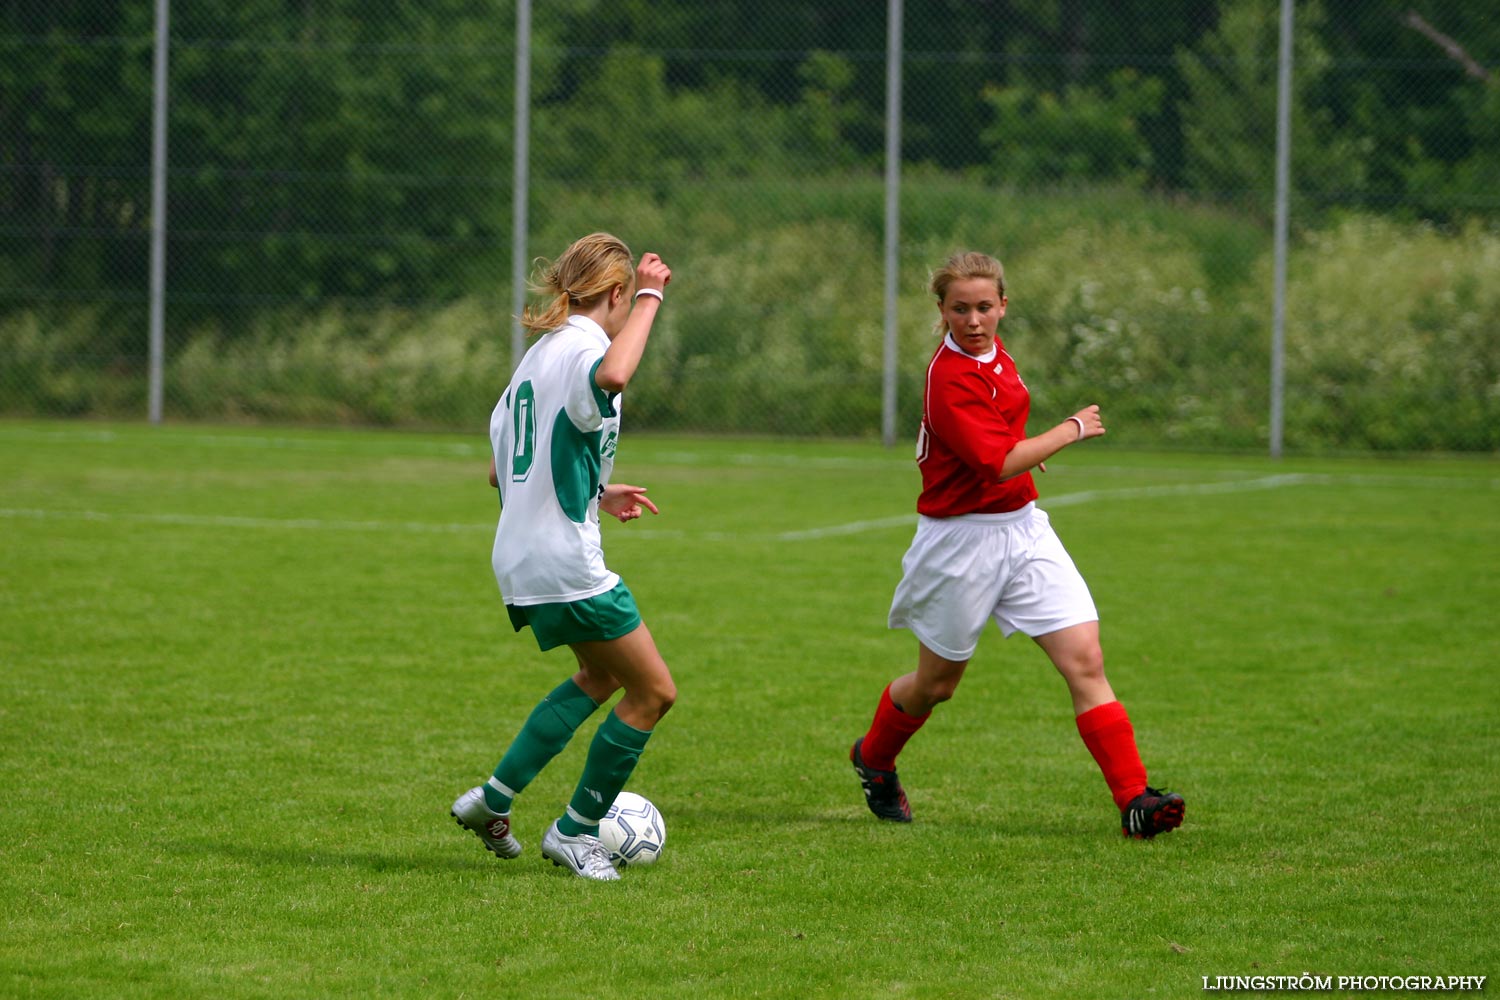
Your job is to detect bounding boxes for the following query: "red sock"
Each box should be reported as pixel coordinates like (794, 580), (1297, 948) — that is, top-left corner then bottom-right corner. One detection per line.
(860, 684), (930, 771)
(1076, 701), (1148, 811)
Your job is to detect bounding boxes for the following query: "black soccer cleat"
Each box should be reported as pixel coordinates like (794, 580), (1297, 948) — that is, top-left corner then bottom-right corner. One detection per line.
(1121, 786), (1185, 839)
(850, 737), (912, 822)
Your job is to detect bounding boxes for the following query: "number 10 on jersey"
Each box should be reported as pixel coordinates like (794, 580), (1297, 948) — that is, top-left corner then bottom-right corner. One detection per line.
(511, 380), (536, 483)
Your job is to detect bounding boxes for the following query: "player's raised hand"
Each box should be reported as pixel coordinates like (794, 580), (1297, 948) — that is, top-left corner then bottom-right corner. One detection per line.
(601, 483), (659, 523)
(635, 252), (671, 297)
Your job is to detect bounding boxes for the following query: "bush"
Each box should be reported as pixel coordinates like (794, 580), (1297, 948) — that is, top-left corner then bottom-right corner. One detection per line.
(0, 307), (146, 417)
(166, 298), (508, 428)
(1, 183), (1495, 453)
(1282, 215), (1500, 451)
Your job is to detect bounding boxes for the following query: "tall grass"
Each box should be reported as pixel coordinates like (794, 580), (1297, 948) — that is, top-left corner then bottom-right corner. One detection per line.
(3, 183), (1497, 450)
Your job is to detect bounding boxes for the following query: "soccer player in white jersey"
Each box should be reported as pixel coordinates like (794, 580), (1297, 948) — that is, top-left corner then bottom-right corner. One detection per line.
(451, 233), (674, 881)
(849, 251), (1185, 840)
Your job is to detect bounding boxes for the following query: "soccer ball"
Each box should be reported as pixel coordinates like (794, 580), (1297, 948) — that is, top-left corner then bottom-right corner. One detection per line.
(598, 791), (666, 867)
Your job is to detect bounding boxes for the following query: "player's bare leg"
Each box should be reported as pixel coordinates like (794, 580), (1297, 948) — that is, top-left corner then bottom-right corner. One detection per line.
(571, 623), (675, 730)
(892, 643), (970, 716)
(1033, 621), (1113, 715)
(1035, 622), (1183, 838)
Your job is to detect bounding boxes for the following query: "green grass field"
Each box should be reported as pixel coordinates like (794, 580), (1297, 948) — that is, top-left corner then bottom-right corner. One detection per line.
(2, 421), (1496, 999)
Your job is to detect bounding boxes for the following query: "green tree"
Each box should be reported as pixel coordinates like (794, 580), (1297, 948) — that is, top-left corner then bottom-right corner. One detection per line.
(0, 5), (156, 300)
(792, 51), (877, 171)
(166, 0), (518, 308)
(1176, 0), (1372, 216)
(2, 0), (530, 343)
(534, 46), (791, 191)
(979, 69), (1164, 188)
(1322, 6), (1500, 219)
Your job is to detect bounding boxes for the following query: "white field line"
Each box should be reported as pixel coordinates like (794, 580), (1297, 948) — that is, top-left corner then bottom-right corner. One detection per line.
(6, 426), (1495, 482)
(0, 425), (483, 457)
(770, 473), (1314, 541)
(775, 514), (922, 541)
(0, 427), (905, 468)
(0, 507), (483, 535)
(11, 470), (1478, 542)
(1042, 472), (1314, 508)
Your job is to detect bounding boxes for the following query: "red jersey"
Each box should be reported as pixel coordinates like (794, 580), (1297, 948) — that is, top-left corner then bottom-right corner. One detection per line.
(915, 333), (1038, 517)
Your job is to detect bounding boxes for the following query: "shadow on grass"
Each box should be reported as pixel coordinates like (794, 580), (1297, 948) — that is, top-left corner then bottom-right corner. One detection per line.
(666, 799), (1100, 839)
(168, 837), (498, 874)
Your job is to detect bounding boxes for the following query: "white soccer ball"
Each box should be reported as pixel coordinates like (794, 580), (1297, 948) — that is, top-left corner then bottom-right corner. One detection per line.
(598, 791), (666, 867)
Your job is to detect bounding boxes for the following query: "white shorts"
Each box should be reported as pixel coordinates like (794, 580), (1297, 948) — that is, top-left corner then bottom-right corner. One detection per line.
(888, 502), (1098, 661)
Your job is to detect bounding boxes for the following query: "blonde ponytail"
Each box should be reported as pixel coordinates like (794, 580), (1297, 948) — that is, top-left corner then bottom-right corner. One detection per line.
(519, 232), (634, 336)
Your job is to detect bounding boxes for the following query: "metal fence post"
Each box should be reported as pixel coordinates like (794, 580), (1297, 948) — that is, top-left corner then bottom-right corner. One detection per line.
(510, 0), (531, 375)
(148, 0), (171, 424)
(881, 0), (903, 447)
(1269, 0), (1294, 458)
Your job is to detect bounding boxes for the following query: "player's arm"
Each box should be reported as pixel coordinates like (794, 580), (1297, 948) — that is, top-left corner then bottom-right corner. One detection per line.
(489, 456), (499, 488)
(996, 405), (1106, 479)
(930, 374), (1104, 481)
(594, 253), (671, 393)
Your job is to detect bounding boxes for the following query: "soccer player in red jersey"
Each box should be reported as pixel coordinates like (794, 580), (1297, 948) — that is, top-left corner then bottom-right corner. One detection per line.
(850, 251), (1185, 839)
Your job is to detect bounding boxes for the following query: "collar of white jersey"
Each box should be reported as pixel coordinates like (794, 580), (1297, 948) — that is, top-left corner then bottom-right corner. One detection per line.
(561, 314), (609, 345)
(943, 331), (997, 365)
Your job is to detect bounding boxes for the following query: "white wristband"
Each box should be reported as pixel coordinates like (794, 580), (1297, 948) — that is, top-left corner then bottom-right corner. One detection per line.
(1068, 416), (1086, 440)
(634, 288), (663, 302)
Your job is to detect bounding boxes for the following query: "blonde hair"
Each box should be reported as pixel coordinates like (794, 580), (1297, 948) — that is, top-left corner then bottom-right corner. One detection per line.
(520, 232), (634, 335)
(929, 251), (1006, 334)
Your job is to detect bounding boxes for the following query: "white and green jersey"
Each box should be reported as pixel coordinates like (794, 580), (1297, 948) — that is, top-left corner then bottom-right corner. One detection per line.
(490, 315), (622, 606)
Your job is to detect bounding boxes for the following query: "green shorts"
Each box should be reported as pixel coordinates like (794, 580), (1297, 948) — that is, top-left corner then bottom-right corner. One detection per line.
(506, 581), (642, 651)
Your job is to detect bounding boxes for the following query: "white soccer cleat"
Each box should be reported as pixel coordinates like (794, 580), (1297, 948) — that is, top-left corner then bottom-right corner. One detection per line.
(540, 820), (621, 881)
(450, 786), (523, 859)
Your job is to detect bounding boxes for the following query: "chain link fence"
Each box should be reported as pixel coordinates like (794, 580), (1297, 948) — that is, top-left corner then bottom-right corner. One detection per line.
(3, 2), (1497, 451)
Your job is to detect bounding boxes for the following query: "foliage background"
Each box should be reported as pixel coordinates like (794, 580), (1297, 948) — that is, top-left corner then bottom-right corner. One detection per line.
(2, 1), (1498, 450)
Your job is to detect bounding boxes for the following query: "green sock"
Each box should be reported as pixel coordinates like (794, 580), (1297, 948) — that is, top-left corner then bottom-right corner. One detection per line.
(556, 710), (653, 837)
(484, 678), (599, 813)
